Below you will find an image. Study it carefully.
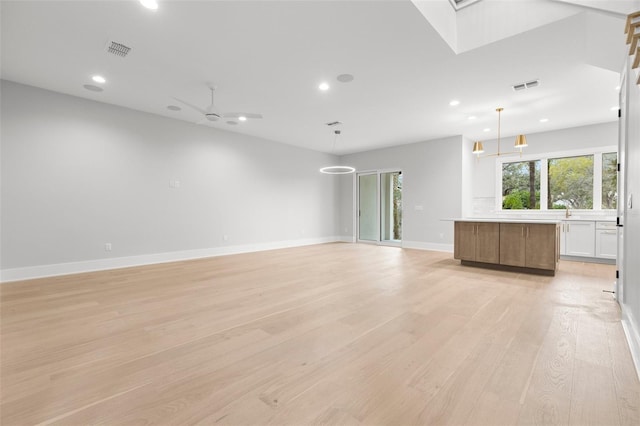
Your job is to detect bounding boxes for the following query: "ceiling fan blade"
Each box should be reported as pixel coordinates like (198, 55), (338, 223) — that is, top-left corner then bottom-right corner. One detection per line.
(222, 112), (263, 119)
(172, 97), (208, 115)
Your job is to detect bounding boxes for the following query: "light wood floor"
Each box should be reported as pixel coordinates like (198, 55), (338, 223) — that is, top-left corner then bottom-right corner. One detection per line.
(1, 243), (639, 425)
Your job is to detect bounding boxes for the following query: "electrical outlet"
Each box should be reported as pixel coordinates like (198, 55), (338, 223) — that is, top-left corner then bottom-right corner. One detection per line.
(223, 235), (229, 242)
(105, 243), (112, 252)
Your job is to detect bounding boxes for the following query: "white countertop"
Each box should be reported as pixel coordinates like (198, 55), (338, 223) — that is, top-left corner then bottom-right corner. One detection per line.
(445, 216), (615, 223)
(450, 218), (562, 224)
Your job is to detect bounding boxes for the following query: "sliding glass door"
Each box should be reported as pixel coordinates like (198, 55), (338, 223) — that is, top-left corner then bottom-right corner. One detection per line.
(358, 173), (378, 242)
(357, 171), (402, 245)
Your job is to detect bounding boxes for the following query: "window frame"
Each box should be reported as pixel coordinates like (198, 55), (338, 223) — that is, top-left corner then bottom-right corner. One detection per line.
(495, 145), (617, 212)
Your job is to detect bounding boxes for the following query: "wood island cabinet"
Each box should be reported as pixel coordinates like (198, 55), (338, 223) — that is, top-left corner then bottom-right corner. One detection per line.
(454, 222), (499, 264)
(499, 223), (558, 271)
(454, 220), (559, 275)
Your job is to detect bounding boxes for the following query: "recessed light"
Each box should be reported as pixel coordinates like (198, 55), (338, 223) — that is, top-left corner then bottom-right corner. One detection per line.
(468, 116), (476, 120)
(611, 106), (619, 111)
(449, 100), (460, 106)
(540, 118), (549, 123)
(238, 116), (247, 122)
(337, 74), (354, 83)
(139, 0), (158, 10)
(83, 84), (103, 92)
(92, 75), (106, 84)
(615, 86), (620, 91)
(167, 105), (181, 111)
(318, 82), (330, 91)
(483, 128), (490, 132)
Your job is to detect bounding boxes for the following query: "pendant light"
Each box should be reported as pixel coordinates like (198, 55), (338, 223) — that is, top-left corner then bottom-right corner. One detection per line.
(473, 107), (528, 158)
(320, 130), (355, 174)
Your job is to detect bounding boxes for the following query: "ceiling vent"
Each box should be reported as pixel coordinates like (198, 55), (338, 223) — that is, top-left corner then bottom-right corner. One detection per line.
(325, 121), (342, 127)
(105, 40), (131, 57)
(512, 79), (540, 91)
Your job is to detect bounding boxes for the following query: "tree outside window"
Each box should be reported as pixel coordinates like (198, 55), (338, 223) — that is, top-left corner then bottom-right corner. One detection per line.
(602, 152), (617, 209)
(502, 160), (541, 209)
(548, 155), (594, 209)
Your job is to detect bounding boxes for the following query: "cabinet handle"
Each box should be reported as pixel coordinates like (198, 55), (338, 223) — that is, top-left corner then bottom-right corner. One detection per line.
(527, 227), (530, 238)
(567, 224), (570, 233)
(522, 227), (524, 237)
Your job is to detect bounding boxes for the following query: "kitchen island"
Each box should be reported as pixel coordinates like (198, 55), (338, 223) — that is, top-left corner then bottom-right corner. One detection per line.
(454, 219), (561, 276)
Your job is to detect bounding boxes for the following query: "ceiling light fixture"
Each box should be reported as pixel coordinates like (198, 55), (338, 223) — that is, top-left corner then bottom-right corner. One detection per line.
(92, 75), (106, 84)
(540, 118), (549, 123)
(83, 84), (103, 92)
(483, 128), (490, 132)
(320, 130), (355, 175)
(238, 116), (247, 122)
(337, 74), (354, 83)
(139, 0), (158, 10)
(611, 106), (619, 111)
(473, 107), (528, 159)
(468, 115), (476, 120)
(449, 100), (460, 106)
(318, 82), (330, 91)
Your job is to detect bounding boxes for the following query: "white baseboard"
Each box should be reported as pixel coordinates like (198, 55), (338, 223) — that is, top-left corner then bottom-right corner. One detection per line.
(402, 240), (454, 252)
(338, 235), (356, 243)
(621, 304), (640, 381)
(1, 236), (344, 283)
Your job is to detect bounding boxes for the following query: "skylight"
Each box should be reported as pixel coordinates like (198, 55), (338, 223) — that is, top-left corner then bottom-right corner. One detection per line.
(449, 0), (483, 11)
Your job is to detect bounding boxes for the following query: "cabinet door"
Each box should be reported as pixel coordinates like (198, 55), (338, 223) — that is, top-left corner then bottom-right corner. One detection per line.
(560, 222), (567, 255)
(595, 229), (617, 259)
(454, 222), (476, 261)
(499, 223), (526, 267)
(565, 221), (595, 257)
(476, 222), (500, 263)
(525, 224), (557, 270)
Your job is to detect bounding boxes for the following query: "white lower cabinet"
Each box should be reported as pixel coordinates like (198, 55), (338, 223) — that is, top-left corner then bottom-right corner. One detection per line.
(595, 221), (617, 259)
(562, 221), (595, 257)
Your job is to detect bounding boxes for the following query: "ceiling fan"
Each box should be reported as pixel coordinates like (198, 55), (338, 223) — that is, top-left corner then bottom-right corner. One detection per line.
(174, 86), (263, 125)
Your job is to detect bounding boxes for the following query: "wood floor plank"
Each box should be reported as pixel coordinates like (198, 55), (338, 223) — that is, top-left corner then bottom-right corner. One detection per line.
(1, 243), (637, 425)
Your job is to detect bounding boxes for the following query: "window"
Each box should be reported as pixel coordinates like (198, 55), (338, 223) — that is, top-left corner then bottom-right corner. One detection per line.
(602, 152), (617, 209)
(548, 155), (594, 209)
(497, 147), (617, 211)
(502, 160), (540, 209)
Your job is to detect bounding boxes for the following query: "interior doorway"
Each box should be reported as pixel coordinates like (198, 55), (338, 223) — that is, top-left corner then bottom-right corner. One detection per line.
(356, 170), (402, 245)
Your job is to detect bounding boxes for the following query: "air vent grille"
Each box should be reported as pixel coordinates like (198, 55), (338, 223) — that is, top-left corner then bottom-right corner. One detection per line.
(106, 41), (131, 57)
(512, 79), (540, 91)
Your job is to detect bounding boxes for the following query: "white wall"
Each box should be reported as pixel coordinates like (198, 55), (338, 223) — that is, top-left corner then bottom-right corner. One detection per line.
(0, 80), (341, 280)
(338, 136), (464, 250)
(620, 61), (640, 377)
(471, 121), (618, 215)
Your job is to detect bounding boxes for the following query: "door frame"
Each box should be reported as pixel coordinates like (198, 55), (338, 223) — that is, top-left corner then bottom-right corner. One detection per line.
(354, 168), (403, 246)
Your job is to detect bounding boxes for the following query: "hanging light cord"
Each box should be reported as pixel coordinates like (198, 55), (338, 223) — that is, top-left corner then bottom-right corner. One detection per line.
(332, 130), (341, 152)
(496, 107), (502, 155)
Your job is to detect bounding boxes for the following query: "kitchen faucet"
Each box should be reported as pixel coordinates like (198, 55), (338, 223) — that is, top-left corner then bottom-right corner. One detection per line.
(565, 206), (571, 218)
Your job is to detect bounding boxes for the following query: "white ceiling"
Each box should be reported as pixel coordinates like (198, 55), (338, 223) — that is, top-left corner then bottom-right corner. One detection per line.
(1, 0), (635, 154)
